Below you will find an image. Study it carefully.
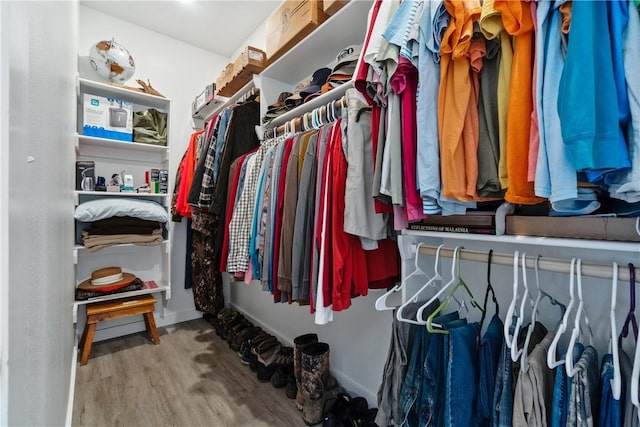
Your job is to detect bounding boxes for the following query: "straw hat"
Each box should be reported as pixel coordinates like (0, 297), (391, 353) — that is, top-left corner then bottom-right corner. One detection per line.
(77, 266), (137, 292)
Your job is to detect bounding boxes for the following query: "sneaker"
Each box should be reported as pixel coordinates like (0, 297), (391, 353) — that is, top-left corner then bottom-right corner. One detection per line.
(238, 341), (252, 365)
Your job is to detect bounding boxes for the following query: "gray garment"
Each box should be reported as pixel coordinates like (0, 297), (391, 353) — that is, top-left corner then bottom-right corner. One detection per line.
(388, 93), (403, 205)
(261, 142), (285, 291)
(373, 105), (389, 204)
(375, 302), (425, 427)
(567, 346), (600, 427)
(343, 89), (388, 242)
(513, 331), (555, 427)
(620, 348), (639, 427)
(310, 125), (331, 310)
(477, 36), (503, 198)
(292, 133), (318, 302)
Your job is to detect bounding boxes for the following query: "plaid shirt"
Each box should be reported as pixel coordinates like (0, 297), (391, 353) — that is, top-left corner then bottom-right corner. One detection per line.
(227, 136), (283, 273)
(197, 108), (233, 211)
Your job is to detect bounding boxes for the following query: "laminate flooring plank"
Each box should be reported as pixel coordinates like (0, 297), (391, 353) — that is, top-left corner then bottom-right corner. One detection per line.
(73, 318), (303, 427)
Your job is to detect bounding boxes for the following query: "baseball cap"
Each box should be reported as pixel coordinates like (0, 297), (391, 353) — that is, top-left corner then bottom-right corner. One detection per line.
(331, 44), (361, 76)
(285, 77), (312, 108)
(300, 67), (332, 99)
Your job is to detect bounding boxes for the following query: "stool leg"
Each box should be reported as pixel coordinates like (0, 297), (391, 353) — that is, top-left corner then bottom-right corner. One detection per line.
(80, 323), (97, 366)
(144, 312), (160, 344)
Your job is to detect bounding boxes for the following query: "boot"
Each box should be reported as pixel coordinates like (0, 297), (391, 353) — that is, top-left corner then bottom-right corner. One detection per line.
(294, 333), (318, 410)
(301, 342), (331, 425)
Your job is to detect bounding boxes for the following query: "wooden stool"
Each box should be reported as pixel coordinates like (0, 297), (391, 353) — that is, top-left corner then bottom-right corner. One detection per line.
(79, 294), (160, 365)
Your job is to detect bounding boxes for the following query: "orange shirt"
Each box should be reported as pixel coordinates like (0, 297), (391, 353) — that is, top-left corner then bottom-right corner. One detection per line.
(494, 0), (545, 204)
(438, 0), (482, 201)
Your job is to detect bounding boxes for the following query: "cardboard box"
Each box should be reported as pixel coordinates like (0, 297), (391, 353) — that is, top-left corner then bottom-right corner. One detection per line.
(82, 94), (133, 141)
(217, 47), (266, 97)
(265, 0), (327, 64)
(323, 0), (348, 16)
(506, 216), (640, 242)
(76, 161), (95, 191)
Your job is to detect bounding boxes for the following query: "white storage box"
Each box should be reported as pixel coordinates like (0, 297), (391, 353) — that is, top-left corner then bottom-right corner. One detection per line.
(82, 94), (133, 141)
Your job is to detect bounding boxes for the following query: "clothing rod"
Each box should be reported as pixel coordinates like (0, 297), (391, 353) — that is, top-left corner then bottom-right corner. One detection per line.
(271, 96), (346, 136)
(415, 244), (637, 282)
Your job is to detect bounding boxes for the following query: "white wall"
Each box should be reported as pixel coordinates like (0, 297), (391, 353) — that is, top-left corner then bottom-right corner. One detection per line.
(5, 1), (78, 425)
(78, 6), (230, 338)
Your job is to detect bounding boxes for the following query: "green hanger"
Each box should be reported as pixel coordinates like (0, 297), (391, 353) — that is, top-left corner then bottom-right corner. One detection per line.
(426, 246), (484, 334)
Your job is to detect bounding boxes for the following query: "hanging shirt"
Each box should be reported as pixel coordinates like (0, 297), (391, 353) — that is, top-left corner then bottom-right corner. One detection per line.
(494, 0), (545, 205)
(608, 0), (640, 203)
(534, 0), (578, 203)
(438, 0), (482, 202)
(480, 0), (513, 190)
(219, 153), (250, 272)
(557, 0), (631, 181)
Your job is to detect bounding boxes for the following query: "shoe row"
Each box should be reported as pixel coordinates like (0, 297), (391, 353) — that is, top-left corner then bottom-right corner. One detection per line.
(205, 310), (378, 426)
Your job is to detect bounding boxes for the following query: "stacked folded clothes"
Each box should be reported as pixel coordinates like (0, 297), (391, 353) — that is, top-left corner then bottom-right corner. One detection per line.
(81, 216), (164, 252)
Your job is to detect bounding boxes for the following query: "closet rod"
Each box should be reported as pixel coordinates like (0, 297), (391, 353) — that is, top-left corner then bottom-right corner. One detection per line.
(415, 244), (637, 282)
(271, 95), (346, 136)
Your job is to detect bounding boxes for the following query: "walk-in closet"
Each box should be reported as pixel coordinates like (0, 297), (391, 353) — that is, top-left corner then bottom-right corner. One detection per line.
(2, 1), (640, 426)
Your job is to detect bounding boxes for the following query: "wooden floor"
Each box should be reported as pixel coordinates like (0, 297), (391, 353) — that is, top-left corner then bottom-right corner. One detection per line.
(73, 318), (304, 427)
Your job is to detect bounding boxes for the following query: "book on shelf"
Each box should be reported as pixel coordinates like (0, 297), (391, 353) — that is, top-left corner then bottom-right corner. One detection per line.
(409, 213), (496, 227)
(406, 223), (496, 235)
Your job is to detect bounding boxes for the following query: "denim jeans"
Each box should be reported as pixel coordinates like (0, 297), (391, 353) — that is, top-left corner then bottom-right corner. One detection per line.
(376, 302), (423, 427)
(551, 343), (583, 427)
(477, 315), (504, 426)
(599, 353), (622, 427)
(444, 322), (480, 427)
(492, 326), (514, 427)
(567, 346), (600, 427)
(398, 312), (461, 427)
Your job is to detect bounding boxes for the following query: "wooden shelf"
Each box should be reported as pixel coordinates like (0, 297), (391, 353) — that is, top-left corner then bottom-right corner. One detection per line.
(78, 77), (171, 109)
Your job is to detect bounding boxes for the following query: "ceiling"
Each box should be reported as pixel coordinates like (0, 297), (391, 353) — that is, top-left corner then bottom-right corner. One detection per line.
(80, 0), (280, 58)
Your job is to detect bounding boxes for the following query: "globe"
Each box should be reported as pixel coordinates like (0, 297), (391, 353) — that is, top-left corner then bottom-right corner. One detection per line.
(89, 39), (135, 83)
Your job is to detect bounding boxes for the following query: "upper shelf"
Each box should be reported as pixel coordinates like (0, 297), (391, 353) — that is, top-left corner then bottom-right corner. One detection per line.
(78, 77), (171, 109)
(260, 1), (373, 86)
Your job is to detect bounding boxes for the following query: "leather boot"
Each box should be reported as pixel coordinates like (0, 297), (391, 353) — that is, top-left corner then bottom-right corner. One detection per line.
(301, 342), (331, 425)
(294, 333), (318, 410)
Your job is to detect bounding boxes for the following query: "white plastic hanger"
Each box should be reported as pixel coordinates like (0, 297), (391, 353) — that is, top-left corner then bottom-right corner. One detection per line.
(503, 251), (521, 349)
(511, 253), (532, 362)
(375, 242), (428, 311)
(396, 244), (445, 325)
(520, 255), (566, 373)
(566, 259), (595, 376)
(547, 258), (577, 369)
(416, 246), (464, 323)
(608, 262), (622, 400)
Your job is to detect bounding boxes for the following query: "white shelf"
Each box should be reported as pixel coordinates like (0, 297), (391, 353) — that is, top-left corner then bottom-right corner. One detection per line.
(78, 77), (171, 109)
(72, 281), (169, 323)
(74, 240), (169, 252)
(76, 133), (168, 154)
(260, 1), (372, 85)
(401, 230), (640, 253)
(265, 80), (353, 129)
(75, 191), (169, 198)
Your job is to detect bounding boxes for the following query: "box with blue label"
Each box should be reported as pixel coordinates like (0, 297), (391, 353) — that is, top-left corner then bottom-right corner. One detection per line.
(82, 94), (133, 141)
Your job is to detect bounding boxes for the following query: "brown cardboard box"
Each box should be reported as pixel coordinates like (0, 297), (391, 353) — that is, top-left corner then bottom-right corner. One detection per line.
(266, 0), (327, 64)
(506, 216), (640, 242)
(323, 0), (348, 16)
(232, 46), (267, 77)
